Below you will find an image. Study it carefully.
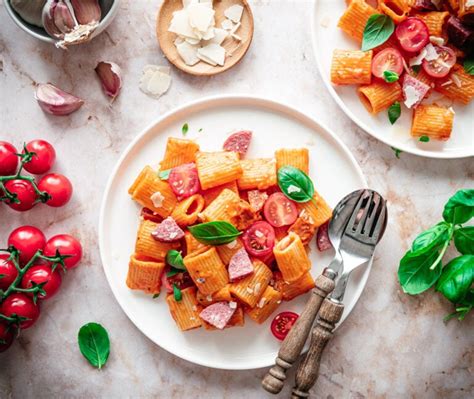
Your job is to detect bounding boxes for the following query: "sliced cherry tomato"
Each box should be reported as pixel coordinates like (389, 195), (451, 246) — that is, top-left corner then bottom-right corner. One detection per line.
(0, 142), (18, 176)
(4, 179), (37, 212)
(161, 268), (194, 294)
(1, 293), (40, 329)
(43, 234), (82, 270)
(263, 193), (298, 227)
(396, 17), (429, 53)
(168, 163), (200, 201)
(37, 173), (73, 207)
(141, 207), (163, 223)
(371, 48), (404, 79)
(242, 221), (276, 258)
(21, 264), (62, 300)
(422, 45), (457, 78)
(0, 254), (18, 291)
(0, 322), (16, 352)
(8, 226), (46, 265)
(23, 140), (56, 175)
(271, 311), (299, 341)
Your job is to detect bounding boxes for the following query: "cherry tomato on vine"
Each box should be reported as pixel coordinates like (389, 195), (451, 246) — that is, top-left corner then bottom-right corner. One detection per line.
(8, 226), (46, 265)
(0, 322), (16, 352)
(242, 221), (276, 258)
(0, 141), (18, 176)
(271, 311), (299, 341)
(43, 234), (82, 269)
(23, 140), (56, 175)
(21, 265), (62, 300)
(0, 254), (18, 291)
(1, 293), (40, 329)
(37, 173), (73, 207)
(4, 179), (37, 212)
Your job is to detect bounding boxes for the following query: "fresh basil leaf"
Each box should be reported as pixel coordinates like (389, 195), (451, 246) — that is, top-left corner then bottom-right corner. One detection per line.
(419, 136), (430, 142)
(411, 222), (451, 254)
(198, 128), (203, 132)
(166, 250), (186, 270)
(173, 284), (182, 301)
(388, 102), (401, 125)
(454, 226), (474, 255)
(166, 268), (180, 277)
(277, 166), (315, 203)
(182, 123), (189, 136)
(411, 65), (421, 75)
(391, 147), (402, 158)
(436, 255), (474, 303)
(443, 189), (474, 224)
(188, 221), (242, 245)
(361, 14), (395, 51)
(78, 322), (110, 369)
(159, 169), (170, 180)
(464, 58), (474, 75)
(153, 293), (160, 299)
(383, 70), (399, 83)
(398, 250), (442, 295)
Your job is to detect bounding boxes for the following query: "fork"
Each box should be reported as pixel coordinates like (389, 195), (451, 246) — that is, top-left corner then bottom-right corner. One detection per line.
(291, 190), (388, 399)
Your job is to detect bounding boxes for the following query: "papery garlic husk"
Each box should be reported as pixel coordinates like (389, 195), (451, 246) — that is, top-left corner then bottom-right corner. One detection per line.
(95, 62), (123, 100)
(35, 83), (84, 116)
(11, 0), (47, 28)
(56, 22), (99, 49)
(70, 0), (101, 25)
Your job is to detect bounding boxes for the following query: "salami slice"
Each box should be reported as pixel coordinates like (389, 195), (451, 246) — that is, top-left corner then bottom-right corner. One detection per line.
(247, 190), (268, 212)
(228, 248), (254, 281)
(316, 221), (332, 252)
(151, 217), (185, 242)
(199, 302), (236, 329)
(223, 130), (252, 156)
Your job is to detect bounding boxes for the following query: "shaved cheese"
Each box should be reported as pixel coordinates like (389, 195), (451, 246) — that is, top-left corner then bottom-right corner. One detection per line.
(424, 44), (439, 61)
(177, 41), (200, 66)
(467, 0), (474, 7)
(185, 37), (200, 45)
(174, 36), (185, 46)
(429, 36), (445, 46)
(188, 3), (215, 33)
(203, 28), (228, 45)
(202, 26), (216, 40)
(140, 66), (171, 99)
(198, 43), (225, 66)
(229, 301), (237, 309)
(221, 18), (234, 30)
(150, 191), (165, 208)
(231, 33), (242, 41)
(451, 74), (462, 88)
(197, 52), (217, 66)
(230, 21), (241, 35)
(224, 5), (244, 23)
(404, 85), (422, 108)
(409, 48), (427, 66)
(169, 10), (199, 39)
(143, 65), (171, 75)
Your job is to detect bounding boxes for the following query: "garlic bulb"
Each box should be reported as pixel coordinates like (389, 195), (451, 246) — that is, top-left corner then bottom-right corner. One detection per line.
(35, 83), (84, 116)
(10, 0), (47, 28)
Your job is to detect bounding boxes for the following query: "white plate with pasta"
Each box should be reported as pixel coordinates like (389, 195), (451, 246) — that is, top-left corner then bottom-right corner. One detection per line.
(312, 0), (474, 159)
(99, 95), (369, 370)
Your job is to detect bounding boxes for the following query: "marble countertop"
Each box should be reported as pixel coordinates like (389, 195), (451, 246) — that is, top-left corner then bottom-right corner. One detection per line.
(0, 0), (472, 398)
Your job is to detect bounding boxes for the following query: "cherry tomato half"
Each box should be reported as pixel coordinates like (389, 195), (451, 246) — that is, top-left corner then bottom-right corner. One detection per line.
(422, 45), (457, 78)
(371, 48), (404, 79)
(21, 264), (62, 300)
(168, 163), (200, 201)
(263, 193), (298, 227)
(37, 173), (73, 207)
(4, 179), (37, 212)
(23, 140), (56, 175)
(8, 226), (46, 265)
(271, 311), (299, 341)
(0, 254), (18, 291)
(1, 293), (40, 329)
(43, 234), (82, 269)
(0, 142), (18, 176)
(162, 268), (194, 294)
(0, 322), (16, 352)
(396, 17), (429, 53)
(242, 221), (276, 258)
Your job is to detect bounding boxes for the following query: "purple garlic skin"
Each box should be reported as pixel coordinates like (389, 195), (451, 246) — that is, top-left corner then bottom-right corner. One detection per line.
(53, 1), (75, 34)
(412, 0), (437, 11)
(95, 62), (123, 100)
(35, 83), (84, 116)
(70, 0), (101, 25)
(446, 16), (474, 55)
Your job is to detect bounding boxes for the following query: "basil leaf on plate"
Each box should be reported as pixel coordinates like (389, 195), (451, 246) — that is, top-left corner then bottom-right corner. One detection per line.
(78, 322), (110, 369)
(419, 136), (430, 142)
(436, 255), (474, 303)
(454, 226), (474, 255)
(398, 250), (442, 295)
(277, 166), (314, 203)
(188, 221), (242, 245)
(159, 169), (171, 180)
(388, 102), (401, 125)
(166, 250), (186, 270)
(153, 293), (160, 299)
(442, 189), (474, 224)
(411, 222), (451, 254)
(361, 14), (395, 51)
(173, 284), (182, 301)
(383, 70), (399, 83)
(182, 123), (189, 136)
(464, 58), (474, 75)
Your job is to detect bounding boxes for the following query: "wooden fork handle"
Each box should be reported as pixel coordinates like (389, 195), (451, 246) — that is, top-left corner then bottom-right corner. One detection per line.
(261, 271), (336, 394)
(291, 298), (345, 399)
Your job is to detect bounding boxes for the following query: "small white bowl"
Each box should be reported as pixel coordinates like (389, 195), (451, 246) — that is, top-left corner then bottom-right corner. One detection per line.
(4, 0), (121, 44)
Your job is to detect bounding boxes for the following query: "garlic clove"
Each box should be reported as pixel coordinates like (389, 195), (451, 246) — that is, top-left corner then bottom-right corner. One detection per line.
(43, 0), (64, 38)
(95, 62), (123, 100)
(35, 83), (84, 116)
(53, 1), (75, 34)
(70, 0), (101, 25)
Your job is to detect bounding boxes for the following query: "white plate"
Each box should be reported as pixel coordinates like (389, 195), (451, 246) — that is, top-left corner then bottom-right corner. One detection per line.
(311, 1), (474, 159)
(99, 95), (369, 370)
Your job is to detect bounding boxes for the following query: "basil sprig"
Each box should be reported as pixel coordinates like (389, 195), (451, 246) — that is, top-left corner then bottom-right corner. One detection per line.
(78, 322), (110, 369)
(166, 250), (186, 270)
(361, 14), (395, 51)
(188, 221), (242, 245)
(277, 166), (314, 203)
(464, 58), (474, 75)
(388, 102), (401, 125)
(173, 284), (182, 301)
(383, 70), (399, 83)
(397, 189), (474, 322)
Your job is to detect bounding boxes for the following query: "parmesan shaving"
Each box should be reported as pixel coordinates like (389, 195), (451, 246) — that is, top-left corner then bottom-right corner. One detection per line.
(226, 240), (238, 249)
(224, 5), (244, 23)
(409, 48), (427, 66)
(229, 301), (237, 309)
(424, 44), (439, 62)
(287, 185), (301, 194)
(150, 191), (165, 208)
(221, 19), (234, 30)
(139, 65), (171, 99)
(451, 74), (462, 88)
(429, 36), (445, 46)
(404, 85), (421, 109)
(177, 41), (200, 66)
(198, 43), (225, 66)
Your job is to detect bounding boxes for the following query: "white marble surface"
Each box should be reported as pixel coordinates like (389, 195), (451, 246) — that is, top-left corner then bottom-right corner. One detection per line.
(0, 0), (473, 398)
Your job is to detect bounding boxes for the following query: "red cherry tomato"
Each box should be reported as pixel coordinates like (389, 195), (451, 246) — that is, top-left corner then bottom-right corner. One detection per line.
(141, 207), (163, 224)
(37, 173), (73, 207)
(0, 322), (16, 352)
(8, 226), (46, 265)
(271, 311), (299, 341)
(371, 48), (404, 79)
(263, 193), (298, 227)
(23, 140), (56, 175)
(161, 268), (194, 294)
(4, 179), (37, 212)
(396, 17), (429, 53)
(21, 264), (62, 300)
(1, 293), (40, 329)
(242, 221), (276, 258)
(43, 234), (82, 269)
(168, 163), (200, 200)
(422, 45), (457, 78)
(0, 254), (18, 291)
(0, 142), (18, 176)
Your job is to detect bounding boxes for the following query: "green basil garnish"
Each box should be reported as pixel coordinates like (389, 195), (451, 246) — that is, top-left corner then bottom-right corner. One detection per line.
(454, 226), (474, 255)
(419, 136), (430, 142)
(173, 284), (182, 301)
(78, 323), (110, 369)
(442, 189), (474, 225)
(277, 166), (314, 203)
(361, 14), (395, 51)
(391, 147), (402, 158)
(436, 255), (474, 303)
(159, 169), (171, 180)
(188, 221), (241, 245)
(388, 102), (401, 125)
(182, 123), (189, 136)
(463, 58), (474, 75)
(398, 250), (443, 295)
(383, 70), (399, 83)
(166, 250), (186, 270)
(153, 293), (160, 299)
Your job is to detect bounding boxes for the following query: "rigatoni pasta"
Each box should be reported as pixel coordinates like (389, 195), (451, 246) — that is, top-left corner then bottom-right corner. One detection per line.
(275, 148), (309, 174)
(435, 65), (474, 105)
(171, 194), (205, 226)
(135, 220), (179, 261)
(337, 0), (377, 42)
(358, 81), (402, 114)
(246, 286), (283, 324)
(331, 49), (373, 85)
(237, 158), (277, 190)
(160, 137), (200, 170)
(274, 233), (311, 283)
(166, 287), (202, 331)
(126, 254), (165, 294)
(195, 151), (242, 190)
(229, 260), (272, 307)
(411, 104), (454, 141)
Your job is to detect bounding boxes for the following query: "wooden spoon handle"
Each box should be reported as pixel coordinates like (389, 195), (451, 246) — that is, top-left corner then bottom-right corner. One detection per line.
(291, 298), (345, 399)
(261, 270), (336, 394)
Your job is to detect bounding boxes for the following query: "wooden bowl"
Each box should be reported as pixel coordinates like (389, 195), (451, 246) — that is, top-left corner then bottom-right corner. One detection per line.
(156, 0), (254, 76)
